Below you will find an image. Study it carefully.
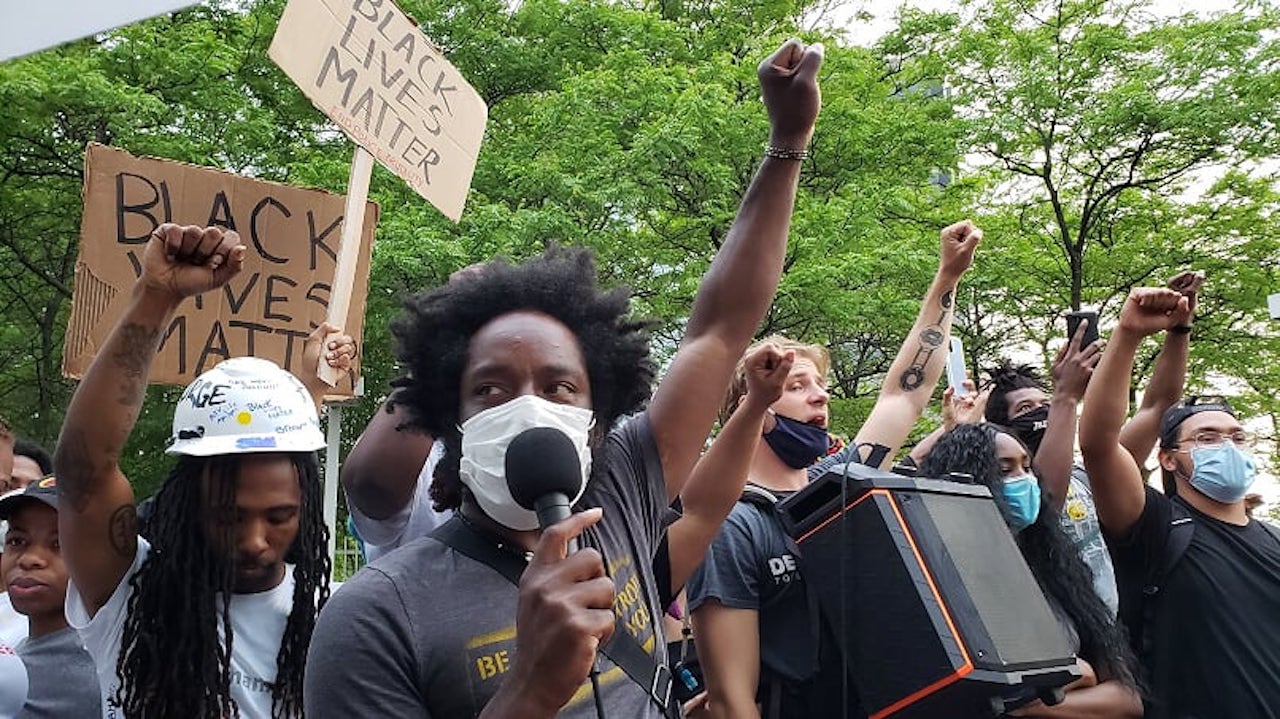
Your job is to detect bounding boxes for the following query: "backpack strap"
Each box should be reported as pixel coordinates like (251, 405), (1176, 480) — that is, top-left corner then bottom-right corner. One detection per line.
(430, 516), (675, 715)
(737, 485), (823, 681)
(1134, 503), (1194, 659)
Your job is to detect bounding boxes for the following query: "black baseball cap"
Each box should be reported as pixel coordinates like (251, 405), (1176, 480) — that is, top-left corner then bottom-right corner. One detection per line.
(1159, 398), (1236, 449)
(0, 474), (58, 519)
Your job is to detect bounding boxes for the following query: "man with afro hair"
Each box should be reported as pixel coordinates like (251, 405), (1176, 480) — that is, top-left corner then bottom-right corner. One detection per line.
(305, 38), (824, 719)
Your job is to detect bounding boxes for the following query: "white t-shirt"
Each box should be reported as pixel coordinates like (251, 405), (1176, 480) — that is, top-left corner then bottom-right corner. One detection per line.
(0, 639), (27, 719)
(0, 592), (27, 647)
(347, 442), (450, 562)
(66, 538), (295, 719)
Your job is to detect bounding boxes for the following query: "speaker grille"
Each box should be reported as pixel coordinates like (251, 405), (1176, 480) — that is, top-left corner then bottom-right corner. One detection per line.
(905, 492), (1072, 669)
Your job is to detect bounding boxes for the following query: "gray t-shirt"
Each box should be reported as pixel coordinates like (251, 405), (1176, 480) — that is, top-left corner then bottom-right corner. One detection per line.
(686, 495), (816, 685)
(15, 627), (101, 719)
(1061, 465), (1118, 615)
(304, 414), (668, 718)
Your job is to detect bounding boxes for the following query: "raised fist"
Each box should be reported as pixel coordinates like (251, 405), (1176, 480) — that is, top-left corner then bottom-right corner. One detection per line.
(758, 39), (824, 149)
(939, 220), (982, 279)
(1118, 288), (1188, 338)
(743, 343), (795, 410)
(141, 223), (246, 301)
(1166, 270), (1205, 328)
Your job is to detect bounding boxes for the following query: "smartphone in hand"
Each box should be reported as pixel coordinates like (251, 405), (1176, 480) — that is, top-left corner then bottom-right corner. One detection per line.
(1066, 310), (1100, 347)
(946, 336), (968, 396)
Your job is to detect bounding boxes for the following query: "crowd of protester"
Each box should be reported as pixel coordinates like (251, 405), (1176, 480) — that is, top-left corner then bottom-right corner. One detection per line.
(1, 37), (1278, 719)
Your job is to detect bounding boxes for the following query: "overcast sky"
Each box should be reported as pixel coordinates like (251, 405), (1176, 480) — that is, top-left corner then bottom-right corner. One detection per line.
(836, 0), (1243, 45)
(824, 0), (1280, 509)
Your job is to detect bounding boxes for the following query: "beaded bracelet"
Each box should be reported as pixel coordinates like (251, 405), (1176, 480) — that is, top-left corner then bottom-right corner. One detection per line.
(763, 144), (810, 161)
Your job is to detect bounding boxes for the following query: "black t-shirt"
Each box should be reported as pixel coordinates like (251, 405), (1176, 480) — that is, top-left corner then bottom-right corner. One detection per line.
(1108, 486), (1280, 719)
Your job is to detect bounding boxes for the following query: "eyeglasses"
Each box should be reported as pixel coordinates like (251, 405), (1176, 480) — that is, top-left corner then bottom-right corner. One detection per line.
(1174, 430), (1253, 451)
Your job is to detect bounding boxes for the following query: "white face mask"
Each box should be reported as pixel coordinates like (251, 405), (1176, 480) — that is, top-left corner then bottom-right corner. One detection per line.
(458, 394), (595, 531)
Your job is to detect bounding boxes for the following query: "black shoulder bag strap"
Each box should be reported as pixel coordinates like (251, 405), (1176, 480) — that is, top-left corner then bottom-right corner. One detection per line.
(1137, 503), (1194, 659)
(430, 516), (675, 715)
(737, 486), (824, 719)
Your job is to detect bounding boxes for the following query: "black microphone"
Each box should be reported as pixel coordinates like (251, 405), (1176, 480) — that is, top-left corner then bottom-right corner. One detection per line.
(507, 426), (607, 719)
(506, 426), (583, 547)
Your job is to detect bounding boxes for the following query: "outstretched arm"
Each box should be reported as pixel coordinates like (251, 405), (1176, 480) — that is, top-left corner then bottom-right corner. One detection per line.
(1116, 271), (1202, 462)
(667, 345), (792, 593)
(647, 39), (823, 500)
(1038, 322), (1100, 513)
(341, 400), (435, 521)
(1079, 288), (1188, 536)
(845, 221), (981, 469)
(55, 224), (246, 616)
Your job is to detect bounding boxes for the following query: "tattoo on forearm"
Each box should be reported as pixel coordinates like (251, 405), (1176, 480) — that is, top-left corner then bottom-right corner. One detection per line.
(111, 323), (160, 407)
(898, 304), (950, 392)
(108, 504), (139, 558)
(54, 428), (94, 513)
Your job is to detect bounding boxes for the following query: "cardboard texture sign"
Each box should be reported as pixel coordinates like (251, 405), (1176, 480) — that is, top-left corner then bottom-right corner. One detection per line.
(268, 0), (488, 222)
(63, 144), (378, 397)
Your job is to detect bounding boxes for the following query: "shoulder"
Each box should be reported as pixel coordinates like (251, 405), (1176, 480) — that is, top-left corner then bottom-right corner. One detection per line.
(360, 536), (452, 586)
(705, 500), (777, 553)
(604, 412), (659, 462)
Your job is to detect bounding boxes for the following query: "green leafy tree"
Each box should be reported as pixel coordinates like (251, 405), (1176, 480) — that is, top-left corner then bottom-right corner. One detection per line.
(887, 0), (1280, 459)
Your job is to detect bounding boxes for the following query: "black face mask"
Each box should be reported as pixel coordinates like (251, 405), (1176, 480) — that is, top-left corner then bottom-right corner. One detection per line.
(763, 413), (830, 469)
(1008, 405), (1050, 457)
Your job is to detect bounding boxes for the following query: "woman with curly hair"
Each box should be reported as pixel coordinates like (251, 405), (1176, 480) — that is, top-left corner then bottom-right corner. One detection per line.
(922, 423), (1142, 717)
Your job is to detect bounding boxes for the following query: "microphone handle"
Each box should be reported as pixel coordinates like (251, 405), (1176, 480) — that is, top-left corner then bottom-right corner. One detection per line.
(535, 493), (578, 553)
(537, 492), (602, 717)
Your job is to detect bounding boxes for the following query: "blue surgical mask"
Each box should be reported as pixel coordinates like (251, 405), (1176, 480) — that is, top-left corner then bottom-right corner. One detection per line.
(763, 412), (829, 469)
(1189, 443), (1256, 504)
(1001, 474), (1041, 532)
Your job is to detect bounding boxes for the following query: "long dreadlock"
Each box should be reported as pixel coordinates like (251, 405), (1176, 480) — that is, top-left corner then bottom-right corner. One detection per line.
(984, 360), (1047, 424)
(921, 424), (1140, 690)
(114, 453), (330, 718)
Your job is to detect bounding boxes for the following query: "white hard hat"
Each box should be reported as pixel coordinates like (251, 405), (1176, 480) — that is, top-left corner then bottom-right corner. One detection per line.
(167, 357), (325, 456)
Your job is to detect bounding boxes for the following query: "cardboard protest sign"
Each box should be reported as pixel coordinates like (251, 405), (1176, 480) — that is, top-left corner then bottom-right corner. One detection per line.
(268, 0), (488, 222)
(62, 144), (378, 397)
(0, 0), (199, 62)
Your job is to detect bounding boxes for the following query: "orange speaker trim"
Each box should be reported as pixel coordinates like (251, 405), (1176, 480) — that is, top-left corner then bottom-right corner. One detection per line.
(797, 489), (975, 718)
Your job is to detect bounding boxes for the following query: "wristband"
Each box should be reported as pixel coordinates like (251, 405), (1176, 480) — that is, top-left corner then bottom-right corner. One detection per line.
(764, 144), (809, 161)
(1170, 324), (1193, 335)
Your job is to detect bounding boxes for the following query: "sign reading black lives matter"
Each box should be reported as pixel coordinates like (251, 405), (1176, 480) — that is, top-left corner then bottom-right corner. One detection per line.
(268, 0), (488, 222)
(62, 144), (378, 397)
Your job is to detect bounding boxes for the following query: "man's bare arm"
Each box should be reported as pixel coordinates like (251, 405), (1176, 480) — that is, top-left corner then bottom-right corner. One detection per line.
(1080, 288), (1188, 535)
(56, 224), (246, 615)
(669, 345), (791, 592)
(1116, 271), (1201, 462)
(646, 40), (823, 501)
(341, 400), (435, 520)
(848, 221), (981, 469)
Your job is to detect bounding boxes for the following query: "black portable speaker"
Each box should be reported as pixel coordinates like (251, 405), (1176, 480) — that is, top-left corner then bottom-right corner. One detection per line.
(776, 464), (1081, 718)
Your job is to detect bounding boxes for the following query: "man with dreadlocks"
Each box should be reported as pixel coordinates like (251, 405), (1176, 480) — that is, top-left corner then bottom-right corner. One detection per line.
(983, 271), (1203, 614)
(54, 223), (354, 718)
(304, 38), (822, 718)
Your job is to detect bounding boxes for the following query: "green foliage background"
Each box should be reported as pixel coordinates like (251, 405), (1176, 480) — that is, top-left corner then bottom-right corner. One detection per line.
(1, 0), (1277, 541)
